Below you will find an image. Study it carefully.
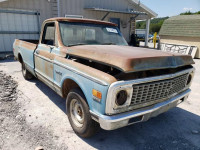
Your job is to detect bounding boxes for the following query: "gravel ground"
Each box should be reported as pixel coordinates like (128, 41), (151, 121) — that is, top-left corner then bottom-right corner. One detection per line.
(0, 58), (200, 150)
(0, 71), (68, 150)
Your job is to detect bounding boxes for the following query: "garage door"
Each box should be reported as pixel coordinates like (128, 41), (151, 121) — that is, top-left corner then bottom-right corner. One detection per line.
(0, 9), (40, 53)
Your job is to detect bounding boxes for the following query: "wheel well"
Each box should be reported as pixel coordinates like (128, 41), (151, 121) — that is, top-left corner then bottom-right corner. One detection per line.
(62, 79), (82, 99)
(18, 53), (23, 63)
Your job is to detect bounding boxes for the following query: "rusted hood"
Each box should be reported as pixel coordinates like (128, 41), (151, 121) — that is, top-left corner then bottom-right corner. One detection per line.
(62, 45), (194, 72)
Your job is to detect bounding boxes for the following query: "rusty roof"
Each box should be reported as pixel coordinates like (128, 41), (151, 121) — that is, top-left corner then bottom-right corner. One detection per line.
(45, 17), (117, 26)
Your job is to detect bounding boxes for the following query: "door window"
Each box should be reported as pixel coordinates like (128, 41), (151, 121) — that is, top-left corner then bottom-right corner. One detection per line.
(41, 23), (55, 45)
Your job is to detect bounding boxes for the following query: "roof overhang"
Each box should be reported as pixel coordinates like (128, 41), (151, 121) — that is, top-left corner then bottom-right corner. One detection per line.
(130, 0), (157, 17)
(84, 7), (147, 16)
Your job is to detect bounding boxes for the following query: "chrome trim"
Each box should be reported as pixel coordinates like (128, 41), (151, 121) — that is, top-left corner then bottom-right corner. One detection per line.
(91, 89), (191, 130)
(110, 84), (133, 109)
(106, 68), (195, 115)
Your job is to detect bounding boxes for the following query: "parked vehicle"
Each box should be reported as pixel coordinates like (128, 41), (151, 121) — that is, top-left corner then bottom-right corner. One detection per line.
(149, 35), (160, 43)
(13, 17), (195, 138)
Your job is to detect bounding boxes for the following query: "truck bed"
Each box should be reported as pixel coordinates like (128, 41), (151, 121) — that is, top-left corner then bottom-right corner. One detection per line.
(20, 39), (39, 44)
(13, 39), (38, 76)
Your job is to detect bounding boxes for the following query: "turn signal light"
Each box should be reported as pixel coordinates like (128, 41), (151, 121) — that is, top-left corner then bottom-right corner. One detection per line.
(92, 89), (102, 99)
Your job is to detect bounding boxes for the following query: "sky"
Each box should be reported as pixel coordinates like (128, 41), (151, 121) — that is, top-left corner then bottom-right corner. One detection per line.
(140, 0), (200, 17)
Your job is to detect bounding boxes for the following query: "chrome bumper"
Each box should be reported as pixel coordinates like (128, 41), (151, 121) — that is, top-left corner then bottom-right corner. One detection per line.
(90, 89), (191, 130)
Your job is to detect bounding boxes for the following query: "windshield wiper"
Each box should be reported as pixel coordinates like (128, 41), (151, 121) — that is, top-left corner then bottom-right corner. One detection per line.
(67, 43), (87, 47)
(101, 43), (116, 45)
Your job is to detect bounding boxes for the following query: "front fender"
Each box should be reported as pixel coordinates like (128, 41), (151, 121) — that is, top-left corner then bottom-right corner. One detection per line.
(53, 58), (112, 115)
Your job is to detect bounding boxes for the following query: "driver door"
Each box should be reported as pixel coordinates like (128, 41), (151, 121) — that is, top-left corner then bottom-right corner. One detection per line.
(34, 22), (55, 89)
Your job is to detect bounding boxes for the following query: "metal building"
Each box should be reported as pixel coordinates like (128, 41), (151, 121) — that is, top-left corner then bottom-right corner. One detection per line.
(0, 0), (157, 53)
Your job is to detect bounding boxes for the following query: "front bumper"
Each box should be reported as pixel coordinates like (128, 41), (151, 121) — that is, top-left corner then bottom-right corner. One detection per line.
(90, 89), (191, 130)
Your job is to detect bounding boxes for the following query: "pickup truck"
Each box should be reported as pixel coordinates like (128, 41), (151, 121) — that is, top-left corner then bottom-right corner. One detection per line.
(13, 17), (195, 138)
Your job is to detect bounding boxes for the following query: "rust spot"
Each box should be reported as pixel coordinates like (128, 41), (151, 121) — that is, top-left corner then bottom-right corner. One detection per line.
(55, 57), (117, 85)
(38, 50), (56, 60)
(15, 39), (20, 47)
(62, 79), (79, 98)
(60, 45), (194, 73)
(35, 51), (54, 79)
(45, 17), (117, 27)
(21, 41), (37, 51)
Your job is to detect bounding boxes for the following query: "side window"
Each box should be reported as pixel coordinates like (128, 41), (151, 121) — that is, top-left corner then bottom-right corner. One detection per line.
(85, 29), (95, 41)
(41, 23), (55, 45)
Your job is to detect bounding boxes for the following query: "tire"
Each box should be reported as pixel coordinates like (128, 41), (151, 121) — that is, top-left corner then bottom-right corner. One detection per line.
(21, 61), (33, 80)
(66, 88), (99, 138)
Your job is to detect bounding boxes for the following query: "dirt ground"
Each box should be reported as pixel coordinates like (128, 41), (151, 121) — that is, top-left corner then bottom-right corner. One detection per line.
(0, 58), (200, 150)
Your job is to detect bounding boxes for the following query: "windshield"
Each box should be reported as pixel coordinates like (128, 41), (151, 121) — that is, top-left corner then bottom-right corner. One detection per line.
(59, 21), (128, 47)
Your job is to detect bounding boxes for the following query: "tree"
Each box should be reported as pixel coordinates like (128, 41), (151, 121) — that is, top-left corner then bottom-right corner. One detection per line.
(180, 10), (200, 15)
(180, 11), (192, 15)
(136, 17), (169, 34)
(150, 24), (161, 33)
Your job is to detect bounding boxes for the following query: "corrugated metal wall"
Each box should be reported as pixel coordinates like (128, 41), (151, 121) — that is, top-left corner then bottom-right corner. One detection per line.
(0, 0), (54, 52)
(0, 10), (39, 52)
(0, 0), (53, 26)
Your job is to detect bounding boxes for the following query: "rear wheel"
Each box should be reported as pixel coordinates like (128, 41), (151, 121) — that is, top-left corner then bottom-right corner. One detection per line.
(66, 88), (99, 138)
(21, 61), (33, 80)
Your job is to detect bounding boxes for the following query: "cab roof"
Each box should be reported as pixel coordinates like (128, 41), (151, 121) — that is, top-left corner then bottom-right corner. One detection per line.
(45, 17), (117, 26)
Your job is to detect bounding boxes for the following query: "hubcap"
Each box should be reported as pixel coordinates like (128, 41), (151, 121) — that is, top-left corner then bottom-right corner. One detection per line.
(70, 99), (84, 128)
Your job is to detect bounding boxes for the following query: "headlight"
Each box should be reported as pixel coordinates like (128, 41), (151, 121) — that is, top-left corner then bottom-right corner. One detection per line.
(112, 85), (133, 110)
(115, 90), (128, 106)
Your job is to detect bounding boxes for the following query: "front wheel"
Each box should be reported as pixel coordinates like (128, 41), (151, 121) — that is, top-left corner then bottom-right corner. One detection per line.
(66, 88), (99, 138)
(21, 61), (33, 80)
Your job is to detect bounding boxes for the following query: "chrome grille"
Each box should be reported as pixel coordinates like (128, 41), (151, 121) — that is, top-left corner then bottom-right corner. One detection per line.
(131, 73), (188, 105)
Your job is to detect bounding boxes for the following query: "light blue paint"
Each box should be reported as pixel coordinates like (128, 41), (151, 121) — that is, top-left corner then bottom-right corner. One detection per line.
(16, 42), (111, 116)
(53, 59), (109, 115)
(18, 43), (35, 76)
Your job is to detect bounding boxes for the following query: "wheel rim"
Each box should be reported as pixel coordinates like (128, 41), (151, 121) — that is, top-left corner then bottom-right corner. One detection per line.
(22, 63), (26, 76)
(70, 99), (84, 128)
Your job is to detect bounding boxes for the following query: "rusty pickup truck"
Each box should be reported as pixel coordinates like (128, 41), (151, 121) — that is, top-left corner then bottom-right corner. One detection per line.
(13, 17), (195, 137)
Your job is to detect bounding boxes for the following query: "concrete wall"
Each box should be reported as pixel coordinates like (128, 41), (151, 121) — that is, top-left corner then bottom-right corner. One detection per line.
(160, 35), (200, 58)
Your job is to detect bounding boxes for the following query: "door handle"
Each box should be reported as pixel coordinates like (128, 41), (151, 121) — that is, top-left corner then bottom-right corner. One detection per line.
(50, 46), (54, 49)
(49, 46), (55, 53)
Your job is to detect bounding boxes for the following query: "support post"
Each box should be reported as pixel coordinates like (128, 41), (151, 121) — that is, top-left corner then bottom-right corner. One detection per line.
(145, 19), (150, 47)
(101, 12), (110, 21)
(36, 11), (40, 35)
(57, 0), (60, 17)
